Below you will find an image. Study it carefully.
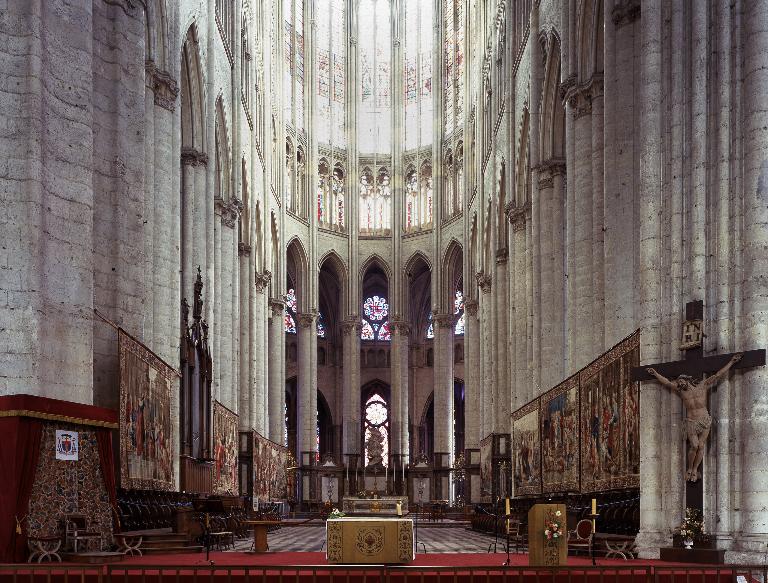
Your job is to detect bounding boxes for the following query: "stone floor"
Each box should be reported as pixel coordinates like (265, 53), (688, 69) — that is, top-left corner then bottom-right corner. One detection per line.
(232, 524), (512, 554)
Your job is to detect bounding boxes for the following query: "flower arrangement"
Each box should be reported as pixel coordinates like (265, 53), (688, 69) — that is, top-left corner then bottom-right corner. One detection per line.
(328, 508), (346, 519)
(677, 507), (704, 540)
(544, 509), (564, 540)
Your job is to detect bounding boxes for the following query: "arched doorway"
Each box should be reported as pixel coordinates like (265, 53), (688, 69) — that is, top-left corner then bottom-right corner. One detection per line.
(420, 379), (465, 459)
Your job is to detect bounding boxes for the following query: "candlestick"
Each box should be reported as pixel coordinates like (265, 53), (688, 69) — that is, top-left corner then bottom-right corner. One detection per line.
(396, 501), (402, 517)
(591, 498), (597, 514)
(386, 463), (388, 485)
(505, 497), (510, 517)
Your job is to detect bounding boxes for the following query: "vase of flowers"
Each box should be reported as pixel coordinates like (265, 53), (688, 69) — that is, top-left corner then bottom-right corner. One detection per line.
(544, 509), (564, 540)
(328, 508), (346, 519)
(677, 507), (704, 549)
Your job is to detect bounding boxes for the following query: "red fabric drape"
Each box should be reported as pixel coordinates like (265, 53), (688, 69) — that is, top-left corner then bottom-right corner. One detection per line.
(96, 428), (120, 533)
(0, 417), (43, 563)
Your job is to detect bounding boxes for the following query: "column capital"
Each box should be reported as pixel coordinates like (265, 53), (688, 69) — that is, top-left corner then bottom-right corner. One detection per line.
(146, 60), (179, 111)
(255, 270), (272, 292)
(270, 299), (285, 316)
(341, 316), (361, 334)
(433, 313), (454, 329)
(216, 197), (243, 228)
(238, 242), (251, 257)
(475, 271), (492, 293)
(390, 318), (412, 335)
(507, 201), (531, 232)
(564, 74), (604, 119)
(298, 312), (318, 328)
(495, 248), (508, 264)
(464, 299), (479, 317)
(181, 147), (208, 167)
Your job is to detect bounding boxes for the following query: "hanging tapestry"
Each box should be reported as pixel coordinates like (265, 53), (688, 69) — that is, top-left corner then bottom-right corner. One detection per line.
(479, 435), (493, 501)
(540, 374), (580, 493)
(579, 331), (640, 492)
(512, 399), (541, 496)
(119, 329), (176, 490)
(253, 432), (290, 501)
(213, 402), (239, 495)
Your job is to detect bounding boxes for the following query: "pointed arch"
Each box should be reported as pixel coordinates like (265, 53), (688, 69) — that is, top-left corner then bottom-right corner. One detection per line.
(270, 211), (280, 297)
(359, 254), (392, 289)
(404, 252), (432, 340)
(318, 250), (348, 316)
(442, 239), (464, 312)
(517, 108), (531, 207)
(286, 236), (309, 312)
(145, 0), (169, 70)
(540, 35), (565, 162)
(468, 212), (478, 301)
(180, 24), (206, 150)
(214, 97), (231, 201)
(577, 0), (604, 81)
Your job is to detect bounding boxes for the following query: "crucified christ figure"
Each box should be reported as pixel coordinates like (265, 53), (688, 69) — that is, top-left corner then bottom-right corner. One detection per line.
(646, 353), (742, 482)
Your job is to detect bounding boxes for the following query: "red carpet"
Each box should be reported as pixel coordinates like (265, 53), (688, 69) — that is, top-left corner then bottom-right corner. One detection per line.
(1, 552), (754, 583)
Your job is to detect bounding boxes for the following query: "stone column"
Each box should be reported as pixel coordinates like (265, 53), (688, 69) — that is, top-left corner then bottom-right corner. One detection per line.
(736, 0), (768, 560)
(509, 205), (529, 410)
(238, 243), (252, 429)
(297, 312), (317, 464)
(590, 78), (605, 353)
(636, 0), (665, 558)
(478, 277), (493, 437)
(463, 301), (480, 449)
(433, 313), (455, 499)
(342, 317), (362, 456)
(389, 319), (405, 458)
(252, 273), (270, 434)
(180, 149), (205, 296)
(494, 250), (510, 432)
(268, 299), (286, 443)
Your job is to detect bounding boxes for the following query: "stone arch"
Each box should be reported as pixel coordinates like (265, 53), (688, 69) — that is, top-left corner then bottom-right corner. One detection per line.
(540, 35), (565, 162)
(359, 254), (392, 293)
(286, 237), (309, 312)
(270, 211), (280, 297)
(180, 24), (205, 151)
(404, 252), (432, 339)
(577, 0), (604, 82)
(144, 0), (169, 71)
(468, 213), (478, 301)
(442, 239), (464, 312)
(319, 251), (348, 331)
(516, 108), (531, 207)
(214, 96), (231, 201)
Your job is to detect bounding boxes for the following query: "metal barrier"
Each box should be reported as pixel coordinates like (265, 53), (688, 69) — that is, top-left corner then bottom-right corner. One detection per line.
(0, 564), (765, 583)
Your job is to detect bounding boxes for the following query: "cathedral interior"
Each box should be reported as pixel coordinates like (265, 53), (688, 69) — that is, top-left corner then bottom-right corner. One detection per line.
(1, 0), (767, 565)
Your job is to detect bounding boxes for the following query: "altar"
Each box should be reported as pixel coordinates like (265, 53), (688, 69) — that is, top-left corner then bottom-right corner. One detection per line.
(341, 496), (409, 515)
(326, 517), (414, 564)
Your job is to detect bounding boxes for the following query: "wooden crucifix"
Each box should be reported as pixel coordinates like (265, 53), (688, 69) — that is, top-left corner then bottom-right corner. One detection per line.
(631, 300), (766, 510)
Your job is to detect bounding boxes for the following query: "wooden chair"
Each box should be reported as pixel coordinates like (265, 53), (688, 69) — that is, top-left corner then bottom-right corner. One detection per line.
(505, 518), (526, 554)
(63, 514), (102, 553)
(567, 519), (594, 557)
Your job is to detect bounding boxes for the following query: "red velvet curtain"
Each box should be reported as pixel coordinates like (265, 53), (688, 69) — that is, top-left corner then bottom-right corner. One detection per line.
(0, 417), (43, 562)
(96, 428), (120, 533)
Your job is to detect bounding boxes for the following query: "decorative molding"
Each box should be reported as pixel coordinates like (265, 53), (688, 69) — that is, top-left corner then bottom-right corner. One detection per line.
(538, 174), (554, 189)
(390, 318), (412, 335)
(564, 74), (604, 119)
(238, 243), (251, 257)
(255, 271), (271, 292)
(181, 147), (208, 167)
(433, 313), (454, 329)
(217, 198), (243, 228)
(146, 61), (179, 111)
(298, 312), (317, 328)
(507, 201), (531, 232)
(464, 299), (479, 317)
(341, 317), (361, 335)
(270, 299), (285, 317)
(612, 0), (641, 28)
(475, 271), (492, 293)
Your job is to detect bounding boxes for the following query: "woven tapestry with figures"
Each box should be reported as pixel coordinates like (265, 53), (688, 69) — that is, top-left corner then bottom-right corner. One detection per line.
(119, 329), (175, 490)
(511, 330), (640, 496)
(512, 400), (542, 495)
(479, 435), (493, 501)
(580, 331), (640, 492)
(212, 402), (239, 495)
(540, 374), (580, 493)
(253, 432), (290, 501)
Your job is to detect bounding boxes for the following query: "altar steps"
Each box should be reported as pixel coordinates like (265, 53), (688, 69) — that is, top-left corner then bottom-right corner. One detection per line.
(120, 530), (203, 555)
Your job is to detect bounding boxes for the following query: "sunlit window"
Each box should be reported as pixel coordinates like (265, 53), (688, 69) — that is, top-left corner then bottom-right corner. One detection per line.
(454, 290), (465, 336)
(361, 295), (391, 341)
(364, 393), (389, 467)
(285, 288), (297, 334)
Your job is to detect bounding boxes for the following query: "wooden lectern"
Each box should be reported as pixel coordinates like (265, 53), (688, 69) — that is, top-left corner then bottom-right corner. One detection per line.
(528, 503), (567, 566)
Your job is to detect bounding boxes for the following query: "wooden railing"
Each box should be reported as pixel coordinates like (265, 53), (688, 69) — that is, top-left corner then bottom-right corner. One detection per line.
(0, 564), (765, 583)
(179, 455), (213, 494)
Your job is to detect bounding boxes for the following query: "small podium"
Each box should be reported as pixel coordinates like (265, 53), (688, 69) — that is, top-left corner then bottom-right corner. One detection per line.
(528, 503), (567, 566)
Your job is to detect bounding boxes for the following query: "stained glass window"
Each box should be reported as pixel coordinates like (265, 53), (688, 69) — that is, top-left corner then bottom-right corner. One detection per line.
(444, 0), (465, 134)
(454, 290), (465, 336)
(316, 0), (346, 147)
(404, 0), (433, 151)
(426, 312), (434, 339)
(285, 288), (297, 334)
(364, 393), (389, 467)
(359, 0), (392, 154)
(361, 295), (390, 342)
(359, 167), (390, 233)
(317, 312), (326, 338)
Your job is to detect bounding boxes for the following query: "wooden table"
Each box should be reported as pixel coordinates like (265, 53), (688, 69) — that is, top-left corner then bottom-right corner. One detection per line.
(242, 520), (281, 553)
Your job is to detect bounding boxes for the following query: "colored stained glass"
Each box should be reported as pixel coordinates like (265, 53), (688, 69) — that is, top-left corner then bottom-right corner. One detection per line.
(360, 320), (375, 340)
(317, 312), (326, 338)
(285, 288), (297, 334)
(364, 393), (389, 467)
(377, 321), (391, 341)
(426, 312), (434, 339)
(364, 296), (389, 321)
(285, 313), (296, 334)
(454, 290), (464, 336)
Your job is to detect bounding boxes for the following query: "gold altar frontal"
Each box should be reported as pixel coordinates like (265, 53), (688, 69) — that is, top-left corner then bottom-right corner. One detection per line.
(326, 517), (414, 564)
